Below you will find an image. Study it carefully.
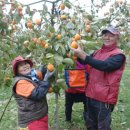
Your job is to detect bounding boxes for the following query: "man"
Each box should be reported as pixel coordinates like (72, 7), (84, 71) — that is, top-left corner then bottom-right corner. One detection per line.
(70, 26), (126, 130)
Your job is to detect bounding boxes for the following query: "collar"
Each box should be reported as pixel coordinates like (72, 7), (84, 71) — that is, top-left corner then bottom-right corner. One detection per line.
(101, 43), (117, 52)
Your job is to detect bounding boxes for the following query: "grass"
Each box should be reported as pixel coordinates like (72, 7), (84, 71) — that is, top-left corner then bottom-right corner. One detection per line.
(0, 58), (130, 130)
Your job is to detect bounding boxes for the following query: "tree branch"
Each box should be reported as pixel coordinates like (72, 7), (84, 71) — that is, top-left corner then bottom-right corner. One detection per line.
(4, 0), (61, 6)
(23, 0), (61, 7)
(23, 0), (52, 6)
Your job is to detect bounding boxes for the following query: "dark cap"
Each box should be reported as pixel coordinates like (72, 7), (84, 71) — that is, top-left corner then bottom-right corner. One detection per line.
(102, 26), (120, 36)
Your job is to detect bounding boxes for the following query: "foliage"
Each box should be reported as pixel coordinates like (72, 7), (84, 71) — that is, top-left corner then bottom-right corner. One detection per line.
(0, 0), (130, 129)
(0, 0), (130, 89)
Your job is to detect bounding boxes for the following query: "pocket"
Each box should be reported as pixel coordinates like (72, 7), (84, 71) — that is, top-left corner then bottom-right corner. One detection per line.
(65, 69), (87, 88)
(94, 83), (109, 101)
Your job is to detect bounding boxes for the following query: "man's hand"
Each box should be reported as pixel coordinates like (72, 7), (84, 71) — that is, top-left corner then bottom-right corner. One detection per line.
(70, 45), (87, 60)
(44, 69), (55, 81)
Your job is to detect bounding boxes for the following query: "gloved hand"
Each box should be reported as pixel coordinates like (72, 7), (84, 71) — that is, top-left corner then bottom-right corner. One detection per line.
(44, 69), (55, 81)
(40, 65), (47, 77)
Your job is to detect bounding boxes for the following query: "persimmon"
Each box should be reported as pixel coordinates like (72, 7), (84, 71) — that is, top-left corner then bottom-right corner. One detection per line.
(60, 3), (65, 10)
(17, 5), (22, 11)
(33, 38), (38, 43)
(44, 43), (48, 49)
(35, 19), (41, 25)
(36, 70), (43, 80)
(70, 41), (78, 49)
(41, 41), (45, 47)
(47, 64), (54, 72)
(60, 15), (67, 20)
(57, 34), (62, 40)
(27, 22), (33, 29)
(12, 20), (16, 25)
(86, 25), (90, 32)
(74, 34), (81, 41)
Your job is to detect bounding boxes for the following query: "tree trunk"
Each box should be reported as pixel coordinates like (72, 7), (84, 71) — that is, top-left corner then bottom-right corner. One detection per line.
(55, 93), (59, 130)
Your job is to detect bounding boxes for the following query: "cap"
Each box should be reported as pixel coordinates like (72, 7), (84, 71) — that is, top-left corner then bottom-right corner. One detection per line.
(102, 26), (120, 36)
(12, 55), (33, 75)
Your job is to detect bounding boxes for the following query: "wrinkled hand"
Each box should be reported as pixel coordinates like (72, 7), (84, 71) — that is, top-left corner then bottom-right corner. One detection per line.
(70, 45), (87, 60)
(44, 69), (55, 81)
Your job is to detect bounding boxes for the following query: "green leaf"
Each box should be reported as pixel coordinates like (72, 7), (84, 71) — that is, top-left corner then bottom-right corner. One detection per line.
(54, 54), (63, 65)
(46, 53), (54, 59)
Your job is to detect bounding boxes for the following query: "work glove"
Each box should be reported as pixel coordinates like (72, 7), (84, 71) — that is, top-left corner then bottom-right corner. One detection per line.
(40, 65), (47, 78)
(44, 69), (55, 81)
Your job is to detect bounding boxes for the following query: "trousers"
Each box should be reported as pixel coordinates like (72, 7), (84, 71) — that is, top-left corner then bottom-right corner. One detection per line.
(85, 97), (114, 130)
(65, 92), (87, 121)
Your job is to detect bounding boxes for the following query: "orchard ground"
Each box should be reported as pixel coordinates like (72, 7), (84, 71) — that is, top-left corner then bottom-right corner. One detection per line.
(0, 56), (130, 130)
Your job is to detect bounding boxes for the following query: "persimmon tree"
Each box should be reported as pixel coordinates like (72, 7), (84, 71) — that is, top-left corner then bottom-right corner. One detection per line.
(0, 0), (130, 129)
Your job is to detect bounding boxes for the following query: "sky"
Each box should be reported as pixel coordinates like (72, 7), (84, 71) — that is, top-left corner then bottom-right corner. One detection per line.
(15, 0), (115, 19)
(9, 0), (129, 25)
(14, 0), (93, 21)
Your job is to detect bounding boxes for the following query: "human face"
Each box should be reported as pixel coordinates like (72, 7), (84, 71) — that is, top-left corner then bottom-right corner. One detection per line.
(102, 31), (119, 46)
(17, 61), (31, 75)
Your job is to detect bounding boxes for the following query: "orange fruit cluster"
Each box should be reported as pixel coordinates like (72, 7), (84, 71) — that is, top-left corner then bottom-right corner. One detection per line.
(32, 37), (48, 49)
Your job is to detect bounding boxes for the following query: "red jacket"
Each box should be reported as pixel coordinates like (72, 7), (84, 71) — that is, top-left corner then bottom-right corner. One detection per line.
(66, 61), (90, 94)
(86, 44), (125, 104)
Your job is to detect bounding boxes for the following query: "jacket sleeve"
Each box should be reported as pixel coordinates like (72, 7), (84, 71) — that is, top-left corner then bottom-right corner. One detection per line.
(30, 81), (49, 100)
(16, 80), (50, 100)
(78, 54), (125, 72)
(16, 80), (35, 97)
(40, 66), (47, 79)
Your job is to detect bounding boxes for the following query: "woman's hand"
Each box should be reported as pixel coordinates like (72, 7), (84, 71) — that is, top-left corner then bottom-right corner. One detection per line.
(44, 69), (55, 81)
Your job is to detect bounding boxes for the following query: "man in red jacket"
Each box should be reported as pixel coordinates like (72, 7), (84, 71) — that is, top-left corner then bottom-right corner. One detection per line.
(70, 26), (126, 130)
